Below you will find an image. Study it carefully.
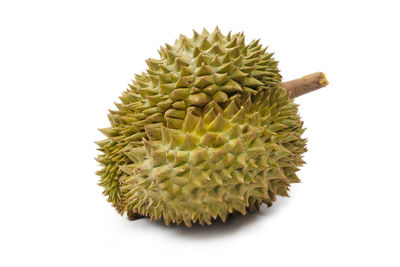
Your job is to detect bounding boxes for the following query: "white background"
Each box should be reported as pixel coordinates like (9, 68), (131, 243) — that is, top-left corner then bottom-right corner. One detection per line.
(1, 0), (399, 266)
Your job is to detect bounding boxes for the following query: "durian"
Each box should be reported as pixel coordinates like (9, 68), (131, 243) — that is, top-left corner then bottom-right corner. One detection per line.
(96, 27), (329, 226)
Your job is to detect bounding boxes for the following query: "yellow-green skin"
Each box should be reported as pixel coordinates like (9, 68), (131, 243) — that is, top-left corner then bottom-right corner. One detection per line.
(96, 28), (306, 226)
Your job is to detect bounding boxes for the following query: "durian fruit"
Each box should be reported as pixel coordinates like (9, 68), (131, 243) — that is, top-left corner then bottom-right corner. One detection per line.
(96, 27), (328, 226)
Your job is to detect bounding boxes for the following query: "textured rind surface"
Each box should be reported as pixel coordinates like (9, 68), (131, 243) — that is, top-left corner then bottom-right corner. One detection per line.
(96, 27), (307, 226)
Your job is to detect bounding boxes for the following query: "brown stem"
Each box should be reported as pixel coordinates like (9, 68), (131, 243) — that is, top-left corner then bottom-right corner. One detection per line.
(282, 72), (329, 98)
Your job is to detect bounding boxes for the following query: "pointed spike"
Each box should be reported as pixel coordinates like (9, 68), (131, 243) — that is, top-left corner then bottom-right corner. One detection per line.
(246, 50), (261, 60)
(142, 138), (152, 157)
(208, 113), (229, 132)
(232, 54), (243, 67)
(243, 86), (256, 93)
(212, 91), (228, 103)
(217, 62), (236, 75)
(222, 100), (239, 118)
(161, 126), (170, 145)
(194, 118), (207, 136)
(192, 46), (201, 57)
(203, 84), (219, 95)
(180, 66), (193, 76)
(226, 37), (237, 48)
(221, 51), (232, 63)
(182, 108), (201, 132)
(248, 39), (260, 49)
(200, 132), (217, 146)
(194, 53), (205, 67)
(227, 124), (241, 139)
(172, 151), (189, 167)
(157, 99), (173, 113)
(175, 76), (194, 88)
(146, 58), (161, 70)
(159, 64), (171, 73)
(201, 28), (209, 36)
(220, 79), (243, 93)
(151, 149), (167, 167)
(174, 58), (189, 70)
(242, 95), (253, 112)
(241, 66), (256, 75)
(192, 30), (200, 41)
(199, 37), (211, 50)
(226, 31), (232, 41)
(237, 34), (245, 46)
(189, 87), (202, 94)
(159, 83), (174, 94)
(182, 133), (198, 150)
(196, 63), (213, 76)
(209, 55), (221, 67)
(230, 46), (241, 58)
(214, 73), (230, 85)
(236, 153), (249, 168)
(136, 79), (149, 89)
(158, 47), (165, 58)
(98, 127), (118, 138)
(242, 129), (256, 147)
(165, 108), (186, 119)
(231, 199), (247, 215)
(231, 107), (245, 123)
(209, 147), (227, 162)
(252, 70), (273, 77)
(209, 44), (224, 55)
(144, 124), (162, 140)
(153, 165), (171, 181)
(125, 147), (147, 162)
(231, 69), (249, 82)
(166, 117), (183, 129)
(172, 100), (186, 109)
(248, 111), (260, 126)
(164, 49), (178, 65)
(169, 133), (185, 148)
(148, 75), (159, 86)
(170, 88), (189, 100)
(203, 107), (218, 125)
(193, 75), (214, 88)
(159, 73), (172, 84)
(244, 77), (264, 87)
(190, 147), (208, 165)
(243, 58), (258, 66)
(178, 35), (192, 52)
(146, 112), (163, 123)
(205, 100), (223, 114)
(119, 164), (138, 176)
(209, 26), (224, 42)
(185, 92), (211, 107)
(214, 133), (228, 147)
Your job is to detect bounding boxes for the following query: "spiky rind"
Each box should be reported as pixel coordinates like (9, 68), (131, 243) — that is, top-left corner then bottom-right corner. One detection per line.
(96, 27), (306, 226)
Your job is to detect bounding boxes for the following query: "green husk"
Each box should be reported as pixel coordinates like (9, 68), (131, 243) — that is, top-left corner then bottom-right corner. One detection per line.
(96, 27), (307, 226)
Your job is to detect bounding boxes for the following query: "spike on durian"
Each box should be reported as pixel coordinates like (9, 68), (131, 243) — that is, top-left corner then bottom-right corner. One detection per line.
(208, 113), (229, 132)
(192, 30), (200, 41)
(199, 37), (211, 50)
(201, 28), (210, 36)
(209, 26), (224, 42)
(212, 91), (228, 103)
(182, 109), (200, 133)
(186, 92), (211, 107)
(196, 63), (213, 76)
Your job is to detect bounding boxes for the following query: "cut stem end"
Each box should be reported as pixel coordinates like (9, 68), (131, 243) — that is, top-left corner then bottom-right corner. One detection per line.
(282, 72), (329, 98)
